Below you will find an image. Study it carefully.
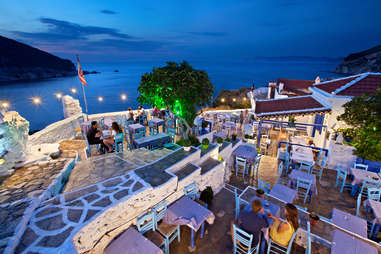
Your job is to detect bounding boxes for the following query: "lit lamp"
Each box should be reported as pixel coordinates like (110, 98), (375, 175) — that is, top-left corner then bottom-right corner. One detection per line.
(221, 98), (225, 102)
(1, 101), (10, 110)
(98, 96), (103, 102)
(233, 98), (236, 102)
(0, 158), (5, 165)
(121, 94), (127, 101)
(55, 93), (62, 99)
(32, 97), (41, 105)
(71, 88), (77, 94)
(243, 97), (247, 101)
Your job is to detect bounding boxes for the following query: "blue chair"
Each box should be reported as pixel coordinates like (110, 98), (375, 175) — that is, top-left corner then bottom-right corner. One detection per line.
(317, 149), (324, 161)
(184, 182), (198, 200)
(235, 188), (240, 221)
(149, 121), (158, 136)
(70, 121), (83, 139)
(284, 153), (291, 174)
(134, 131), (145, 140)
(360, 178), (380, 198)
(114, 133), (124, 152)
(84, 135), (99, 157)
(252, 155), (262, 177)
(298, 161), (313, 174)
(233, 224), (260, 254)
(267, 231), (296, 254)
(311, 156), (327, 181)
(136, 212), (167, 253)
(296, 177), (312, 204)
(335, 167), (348, 193)
(153, 201), (180, 254)
(305, 221), (311, 254)
(235, 157), (248, 178)
(168, 128), (176, 143)
(257, 179), (271, 194)
(278, 161), (288, 185)
(125, 120), (135, 126)
(116, 116), (124, 127)
(367, 188), (381, 201)
(356, 193), (362, 216)
(354, 163), (368, 171)
(100, 117), (105, 130)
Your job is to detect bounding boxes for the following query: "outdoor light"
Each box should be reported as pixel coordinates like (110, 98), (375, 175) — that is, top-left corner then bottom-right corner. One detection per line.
(121, 94), (127, 100)
(55, 93), (62, 99)
(0, 158), (4, 165)
(221, 98), (225, 102)
(243, 97), (247, 101)
(1, 101), (9, 109)
(98, 96), (103, 102)
(32, 97), (41, 105)
(71, 88), (77, 94)
(233, 98), (236, 102)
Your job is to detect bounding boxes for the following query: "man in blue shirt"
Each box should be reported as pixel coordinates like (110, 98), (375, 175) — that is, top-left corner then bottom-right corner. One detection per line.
(232, 199), (270, 248)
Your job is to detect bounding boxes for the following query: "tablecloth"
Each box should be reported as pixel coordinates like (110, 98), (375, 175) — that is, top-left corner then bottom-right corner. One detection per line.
(213, 131), (227, 139)
(364, 199), (381, 225)
(163, 196), (215, 231)
(331, 208), (367, 237)
(223, 121), (236, 129)
(232, 145), (258, 165)
(129, 123), (145, 134)
(288, 170), (318, 195)
(350, 168), (381, 186)
(104, 118), (113, 129)
(104, 227), (164, 254)
(244, 196), (281, 217)
(331, 230), (377, 254)
(134, 133), (171, 149)
(290, 136), (307, 145)
(269, 184), (298, 203)
(291, 146), (314, 164)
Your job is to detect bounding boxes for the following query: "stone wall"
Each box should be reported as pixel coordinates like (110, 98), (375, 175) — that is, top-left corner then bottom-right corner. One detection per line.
(62, 96), (82, 118)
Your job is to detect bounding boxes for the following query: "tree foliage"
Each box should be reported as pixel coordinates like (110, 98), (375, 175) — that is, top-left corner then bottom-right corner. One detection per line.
(337, 89), (381, 161)
(137, 61), (214, 125)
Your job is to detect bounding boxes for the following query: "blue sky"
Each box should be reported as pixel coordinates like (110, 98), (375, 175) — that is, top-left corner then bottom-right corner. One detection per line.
(1, 0), (381, 62)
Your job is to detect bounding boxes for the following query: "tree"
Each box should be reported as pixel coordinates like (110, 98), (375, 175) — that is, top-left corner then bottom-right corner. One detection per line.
(137, 61), (214, 138)
(337, 89), (381, 161)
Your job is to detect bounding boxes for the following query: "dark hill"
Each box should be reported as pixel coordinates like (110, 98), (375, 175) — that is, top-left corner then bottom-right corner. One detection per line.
(0, 35), (76, 82)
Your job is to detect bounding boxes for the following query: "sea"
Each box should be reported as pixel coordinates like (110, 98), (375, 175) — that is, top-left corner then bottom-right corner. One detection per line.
(0, 58), (342, 131)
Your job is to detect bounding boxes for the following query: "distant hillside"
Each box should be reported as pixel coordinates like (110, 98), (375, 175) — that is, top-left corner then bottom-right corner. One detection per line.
(0, 35), (76, 83)
(334, 45), (381, 74)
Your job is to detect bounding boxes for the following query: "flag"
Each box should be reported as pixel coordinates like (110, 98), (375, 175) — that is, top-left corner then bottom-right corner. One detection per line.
(76, 55), (87, 86)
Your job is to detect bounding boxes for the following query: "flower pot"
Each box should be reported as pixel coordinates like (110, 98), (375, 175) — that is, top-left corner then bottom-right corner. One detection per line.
(309, 214), (320, 226)
(184, 146), (191, 151)
(202, 144), (209, 150)
(256, 189), (265, 199)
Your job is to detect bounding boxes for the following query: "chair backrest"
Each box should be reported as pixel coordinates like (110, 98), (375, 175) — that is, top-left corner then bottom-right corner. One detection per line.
(126, 120), (135, 126)
(299, 161), (313, 173)
(234, 188), (240, 221)
(362, 178), (381, 195)
(137, 212), (155, 234)
(337, 167), (347, 180)
(286, 232), (297, 254)
(184, 182), (198, 199)
(306, 221), (311, 254)
(134, 131), (145, 140)
(257, 179), (271, 193)
(236, 157), (247, 169)
(116, 116), (124, 126)
(320, 156), (328, 168)
(296, 177), (312, 191)
(317, 149), (324, 161)
(367, 188), (381, 201)
(278, 161), (284, 177)
(153, 200), (167, 228)
(354, 163), (368, 171)
(233, 224), (254, 253)
(356, 193), (362, 216)
(115, 133), (124, 143)
(167, 120), (175, 129)
(100, 117), (105, 129)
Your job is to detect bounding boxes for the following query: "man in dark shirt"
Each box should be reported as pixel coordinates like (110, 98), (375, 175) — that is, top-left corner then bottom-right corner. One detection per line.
(232, 199), (269, 248)
(87, 121), (107, 153)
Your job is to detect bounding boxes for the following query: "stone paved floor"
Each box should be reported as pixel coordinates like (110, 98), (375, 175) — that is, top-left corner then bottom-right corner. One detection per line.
(59, 140), (87, 160)
(0, 159), (68, 205)
(170, 188), (328, 254)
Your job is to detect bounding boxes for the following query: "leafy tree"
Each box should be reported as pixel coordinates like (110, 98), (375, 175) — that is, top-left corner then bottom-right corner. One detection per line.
(337, 89), (381, 161)
(137, 61), (214, 138)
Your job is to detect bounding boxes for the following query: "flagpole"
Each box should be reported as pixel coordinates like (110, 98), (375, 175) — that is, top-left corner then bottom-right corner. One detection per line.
(76, 55), (89, 117)
(81, 83), (88, 113)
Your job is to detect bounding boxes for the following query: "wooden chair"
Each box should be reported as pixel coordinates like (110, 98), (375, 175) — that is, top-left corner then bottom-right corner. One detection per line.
(267, 231), (296, 254)
(233, 224), (260, 254)
(136, 211), (167, 254)
(296, 177), (312, 204)
(235, 157), (248, 178)
(184, 182), (198, 200)
(354, 163), (368, 171)
(258, 179), (271, 194)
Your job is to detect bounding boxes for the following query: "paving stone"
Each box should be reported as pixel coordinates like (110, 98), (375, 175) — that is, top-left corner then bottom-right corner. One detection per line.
(64, 185), (98, 202)
(132, 182), (144, 192)
(36, 226), (74, 247)
(15, 227), (39, 254)
(121, 179), (134, 187)
(35, 214), (66, 231)
(84, 209), (100, 222)
(101, 188), (118, 194)
(66, 200), (84, 207)
(113, 189), (130, 200)
(102, 178), (123, 188)
(35, 207), (62, 218)
(41, 197), (61, 207)
(92, 197), (112, 207)
(67, 209), (83, 223)
(84, 193), (100, 203)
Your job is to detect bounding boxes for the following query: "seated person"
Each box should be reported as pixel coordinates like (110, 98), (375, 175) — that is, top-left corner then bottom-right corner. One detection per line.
(103, 122), (123, 153)
(268, 203), (299, 247)
(127, 107), (134, 121)
(152, 106), (160, 117)
(231, 199), (269, 248)
(87, 121), (107, 153)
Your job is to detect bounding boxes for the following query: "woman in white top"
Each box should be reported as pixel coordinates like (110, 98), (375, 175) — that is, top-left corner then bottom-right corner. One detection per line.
(103, 122), (122, 153)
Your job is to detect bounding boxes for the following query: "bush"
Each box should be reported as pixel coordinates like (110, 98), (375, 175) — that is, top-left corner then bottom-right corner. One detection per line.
(184, 139), (192, 147)
(217, 137), (223, 144)
(202, 138), (209, 146)
(225, 137), (231, 142)
(176, 137), (185, 146)
(232, 134), (237, 141)
(202, 121), (208, 128)
(199, 186), (214, 205)
(189, 135), (201, 147)
(244, 134), (250, 139)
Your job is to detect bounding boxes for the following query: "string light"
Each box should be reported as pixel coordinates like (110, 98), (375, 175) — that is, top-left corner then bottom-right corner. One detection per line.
(98, 96), (103, 102)
(121, 94), (127, 101)
(32, 97), (41, 105)
(55, 93), (62, 99)
(71, 88), (77, 94)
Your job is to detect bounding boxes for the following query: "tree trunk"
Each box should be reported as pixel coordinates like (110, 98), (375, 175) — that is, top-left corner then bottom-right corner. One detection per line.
(168, 109), (191, 139)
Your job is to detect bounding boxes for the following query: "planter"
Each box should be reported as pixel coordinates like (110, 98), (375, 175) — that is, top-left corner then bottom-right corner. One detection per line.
(184, 146), (191, 151)
(202, 144), (209, 150)
(256, 189), (265, 199)
(309, 214), (320, 226)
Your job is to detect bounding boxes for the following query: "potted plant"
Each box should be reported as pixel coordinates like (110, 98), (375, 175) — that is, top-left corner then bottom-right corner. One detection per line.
(309, 212), (320, 227)
(225, 137), (231, 142)
(202, 138), (210, 150)
(244, 134), (250, 141)
(216, 137), (223, 146)
(199, 186), (214, 207)
(256, 189), (265, 198)
(183, 139), (192, 151)
(232, 134), (237, 142)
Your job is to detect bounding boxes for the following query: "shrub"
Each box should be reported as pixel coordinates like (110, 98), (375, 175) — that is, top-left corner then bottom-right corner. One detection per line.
(202, 121), (208, 128)
(217, 137), (223, 144)
(184, 139), (192, 147)
(232, 134), (237, 141)
(189, 135), (201, 147)
(225, 137), (231, 142)
(202, 138), (209, 146)
(244, 134), (250, 139)
(199, 186), (214, 205)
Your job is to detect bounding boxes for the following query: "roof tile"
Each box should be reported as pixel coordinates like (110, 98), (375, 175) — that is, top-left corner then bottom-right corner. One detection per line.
(255, 96), (325, 115)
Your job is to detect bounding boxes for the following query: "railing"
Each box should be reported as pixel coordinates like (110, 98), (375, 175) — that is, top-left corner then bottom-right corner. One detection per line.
(278, 141), (329, 157)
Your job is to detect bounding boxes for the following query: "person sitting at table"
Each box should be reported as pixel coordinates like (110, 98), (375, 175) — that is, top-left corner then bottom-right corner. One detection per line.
(127, 107), (134, 121)
(231, 199), (269, 248)
(152, 106), (160, 117)
(268, 203), (299, 247)
(136, 105), (145, 124)
(87, 121), (108, 153)
(103, 122), (123, 153)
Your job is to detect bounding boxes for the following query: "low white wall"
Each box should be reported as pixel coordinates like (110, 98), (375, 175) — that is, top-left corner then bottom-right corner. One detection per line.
(327, 142), (356, 170)
(196, 131), (215, 143)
